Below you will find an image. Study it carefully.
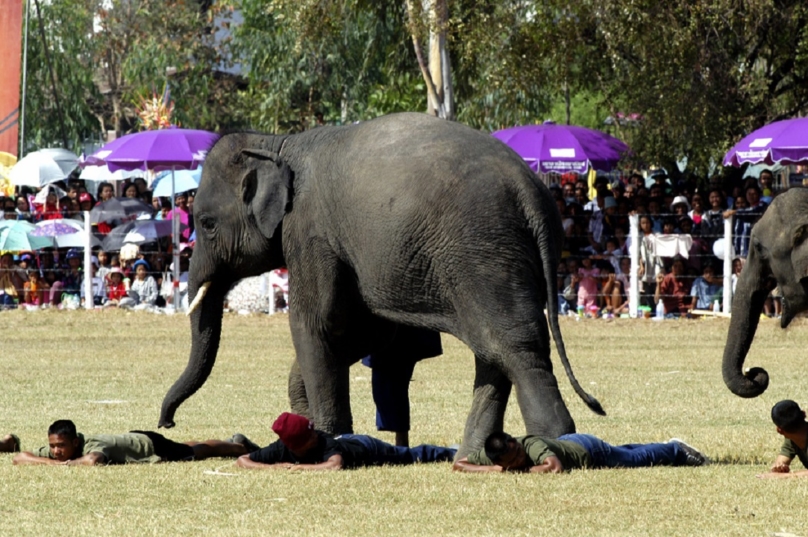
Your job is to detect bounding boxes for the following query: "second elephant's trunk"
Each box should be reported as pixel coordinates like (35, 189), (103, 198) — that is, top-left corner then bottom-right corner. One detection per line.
(721, 247), (770, 398)
(158, 279), (227, 428)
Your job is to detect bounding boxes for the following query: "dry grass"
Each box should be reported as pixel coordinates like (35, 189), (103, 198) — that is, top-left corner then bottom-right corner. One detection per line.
(2, 311), (808, 536)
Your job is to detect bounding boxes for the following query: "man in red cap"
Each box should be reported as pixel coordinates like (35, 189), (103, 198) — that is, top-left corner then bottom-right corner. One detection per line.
(236, 412), (456, 471)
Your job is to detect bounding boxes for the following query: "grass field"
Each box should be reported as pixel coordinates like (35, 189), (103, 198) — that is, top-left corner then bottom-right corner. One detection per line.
(2, 311), (808, 536)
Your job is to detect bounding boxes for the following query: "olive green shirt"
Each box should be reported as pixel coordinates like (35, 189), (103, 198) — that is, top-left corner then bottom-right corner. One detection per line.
(33, 432), (161, 464)
(780, 438), (808, 469)
(467, 435), (592, 470)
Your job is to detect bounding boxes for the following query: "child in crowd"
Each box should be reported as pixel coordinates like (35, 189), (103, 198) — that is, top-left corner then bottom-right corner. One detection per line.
(600, 263), (628, 316)
(120, 259), (158, 309)
(81, 260), (106, 307)
(105, 268), (128, 306)
(688, 262), (721, 314)
(22, 269), (48, 307)
(96, 250), (111, 283)
(576, 256), (601, 312)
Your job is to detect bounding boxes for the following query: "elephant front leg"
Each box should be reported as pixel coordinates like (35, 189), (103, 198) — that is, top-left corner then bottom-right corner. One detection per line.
(290, 314), (354, 435)
(459, 356), (512, 459)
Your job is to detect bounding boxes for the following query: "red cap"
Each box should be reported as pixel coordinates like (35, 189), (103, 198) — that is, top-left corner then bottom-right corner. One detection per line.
(79, 193), (92, 203)
(271, 412), (314, 451)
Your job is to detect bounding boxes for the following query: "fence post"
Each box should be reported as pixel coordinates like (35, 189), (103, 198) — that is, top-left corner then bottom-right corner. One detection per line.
(83, 211), (93, 310)
(723, 216), (734, 314)
(629, 213), (640, 318)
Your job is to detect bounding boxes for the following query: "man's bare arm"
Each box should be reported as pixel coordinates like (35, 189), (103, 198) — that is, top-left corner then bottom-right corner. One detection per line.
(528, 456), (564, 474)
(236, 453), (343, 471)
(452, 457), (504, 473)
(13, 452), (65, 466)
(65, 452), (106, 466)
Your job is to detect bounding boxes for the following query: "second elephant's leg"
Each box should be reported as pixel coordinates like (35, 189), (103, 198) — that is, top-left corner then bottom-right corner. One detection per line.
(458, 356), (512, 459)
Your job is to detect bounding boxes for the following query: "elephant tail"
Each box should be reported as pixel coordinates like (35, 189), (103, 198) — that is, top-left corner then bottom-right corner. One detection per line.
(530, 186), (606, 416)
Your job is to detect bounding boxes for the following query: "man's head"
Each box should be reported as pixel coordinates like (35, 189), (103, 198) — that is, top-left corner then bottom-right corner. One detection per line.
(484, 432), (529, 470)
(772, 400), (806, 435)
(47, 419), (80, 461)
(272, 412), (317, 455)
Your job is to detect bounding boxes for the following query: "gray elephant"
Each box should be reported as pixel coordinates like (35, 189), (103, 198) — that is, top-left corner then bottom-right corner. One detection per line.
(158, 112), (604, 456)
(723, 188), (808, 397)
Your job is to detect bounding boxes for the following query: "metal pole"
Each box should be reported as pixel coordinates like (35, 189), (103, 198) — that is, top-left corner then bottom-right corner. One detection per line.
(19, 0), (30, 157)
(172, 169), (180, 310)
(723, 216), (734, 314)
(629, 213), (640, 318)
(83, 211), (93, 309)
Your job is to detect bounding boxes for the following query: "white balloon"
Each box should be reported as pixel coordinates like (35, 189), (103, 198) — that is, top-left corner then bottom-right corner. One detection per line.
(713, 238), (727, 260)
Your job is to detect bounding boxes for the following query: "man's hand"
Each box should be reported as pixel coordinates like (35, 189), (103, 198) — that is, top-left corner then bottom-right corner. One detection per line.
(528, 456), (564, 474)
(452, 457), (505, 473)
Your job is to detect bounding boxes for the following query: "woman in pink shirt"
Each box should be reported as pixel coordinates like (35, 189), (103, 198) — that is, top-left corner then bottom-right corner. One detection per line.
(577, 256), (601, 310)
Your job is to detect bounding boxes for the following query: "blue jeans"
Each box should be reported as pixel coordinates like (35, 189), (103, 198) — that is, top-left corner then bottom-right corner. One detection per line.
(338, 434), (456, 466)
(558, 433), (685, 468)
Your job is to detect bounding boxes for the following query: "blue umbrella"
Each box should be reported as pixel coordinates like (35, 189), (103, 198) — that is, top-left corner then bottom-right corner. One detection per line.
(152, 168), (201, 197)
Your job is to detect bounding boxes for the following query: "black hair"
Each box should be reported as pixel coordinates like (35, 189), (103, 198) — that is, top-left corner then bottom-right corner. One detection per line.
(97, 181), (114, 199)
(48, 419), (78, 439)
(484, 431), (514, 464)
(772, 400), (805, 433)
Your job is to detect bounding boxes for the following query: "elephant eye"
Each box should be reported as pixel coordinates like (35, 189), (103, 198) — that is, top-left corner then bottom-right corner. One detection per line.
(199, 215), (216, 233)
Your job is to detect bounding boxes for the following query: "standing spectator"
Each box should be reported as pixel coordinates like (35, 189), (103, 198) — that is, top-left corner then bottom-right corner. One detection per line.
(670, 196), (690, 219)
(2, 197), (16, 220)
(123, 182), (139, 199)
(638, 215), (662, 308)
(654, 256), (692, 317)
(701, 189), (727, 243)
(688, 194), (705, 227)
(725, 183), (768, 258)
(759, 169), (775, 203)
(167, 193), (191, 241)
(96, 250), (111, 283)
(96, 182), (115, 203)
(15, 195), (32, 222)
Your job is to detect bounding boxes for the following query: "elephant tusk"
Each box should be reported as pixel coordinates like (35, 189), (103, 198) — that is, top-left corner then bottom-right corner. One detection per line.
(186, 281), (211, 316)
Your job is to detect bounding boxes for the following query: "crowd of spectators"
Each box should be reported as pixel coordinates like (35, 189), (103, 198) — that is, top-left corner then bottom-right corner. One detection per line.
(0, 176), (194, 310)
(555, 169), (778, 319)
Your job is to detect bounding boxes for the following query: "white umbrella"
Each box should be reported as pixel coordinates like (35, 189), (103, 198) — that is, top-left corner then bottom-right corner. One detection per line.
(79, 164), (145, 182)
(9, 148), (79, 187)
(122, 219), (173, 244)
(55, 231), (102, 249)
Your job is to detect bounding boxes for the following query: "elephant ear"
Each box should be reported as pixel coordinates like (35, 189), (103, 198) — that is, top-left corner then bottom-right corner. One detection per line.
(240, 149), (292, 240)
(790, 223), (808, 281)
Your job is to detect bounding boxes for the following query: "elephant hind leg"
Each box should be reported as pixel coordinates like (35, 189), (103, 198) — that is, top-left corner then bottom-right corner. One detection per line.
(458, 355), (512, 459)
(287, 360), (312, 420)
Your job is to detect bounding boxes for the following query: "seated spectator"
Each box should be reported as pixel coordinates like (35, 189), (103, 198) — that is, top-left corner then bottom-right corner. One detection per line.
(654, 256), (692, 317)
(161, 248), (191, 310)
(119, 259), (158, 308)
(104, 267), (128, 307)
(81, 259), (106, 307)
(54, 249), (83, 309)
(22, 268), (49, 308)
(600, 262), (628, 316)
(560, 257), (579, 314)
(576, 256), (601, 311)
(2, 197), (17, 220)
(688, 262), (721, 313)
(35, 190), (63, 221)
(0, 252), (26, 309)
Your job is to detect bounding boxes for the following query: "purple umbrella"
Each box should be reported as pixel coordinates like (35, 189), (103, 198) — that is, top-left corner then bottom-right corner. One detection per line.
(83, 127), (219, 172)
(723, 117), (808, 167)
(30, 218), (84, 237)
(492, 122), (629, 174)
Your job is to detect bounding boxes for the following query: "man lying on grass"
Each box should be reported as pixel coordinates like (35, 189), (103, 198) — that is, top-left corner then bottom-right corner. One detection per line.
(758, 400), (808, 479)
(12, 419), (259, 466)
(236, 412), (456, 471)
(452, 431), (708, 473)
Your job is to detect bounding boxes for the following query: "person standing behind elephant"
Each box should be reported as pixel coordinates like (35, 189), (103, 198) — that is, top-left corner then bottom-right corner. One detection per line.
(758, 400), (808, 479)
(361, 327), (442, 447)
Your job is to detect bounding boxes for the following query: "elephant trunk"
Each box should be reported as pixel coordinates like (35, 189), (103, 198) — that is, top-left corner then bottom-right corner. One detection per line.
(540, 224), (605, 416)
(722, 248), (770, 398)
(158, 278), (227, 428)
